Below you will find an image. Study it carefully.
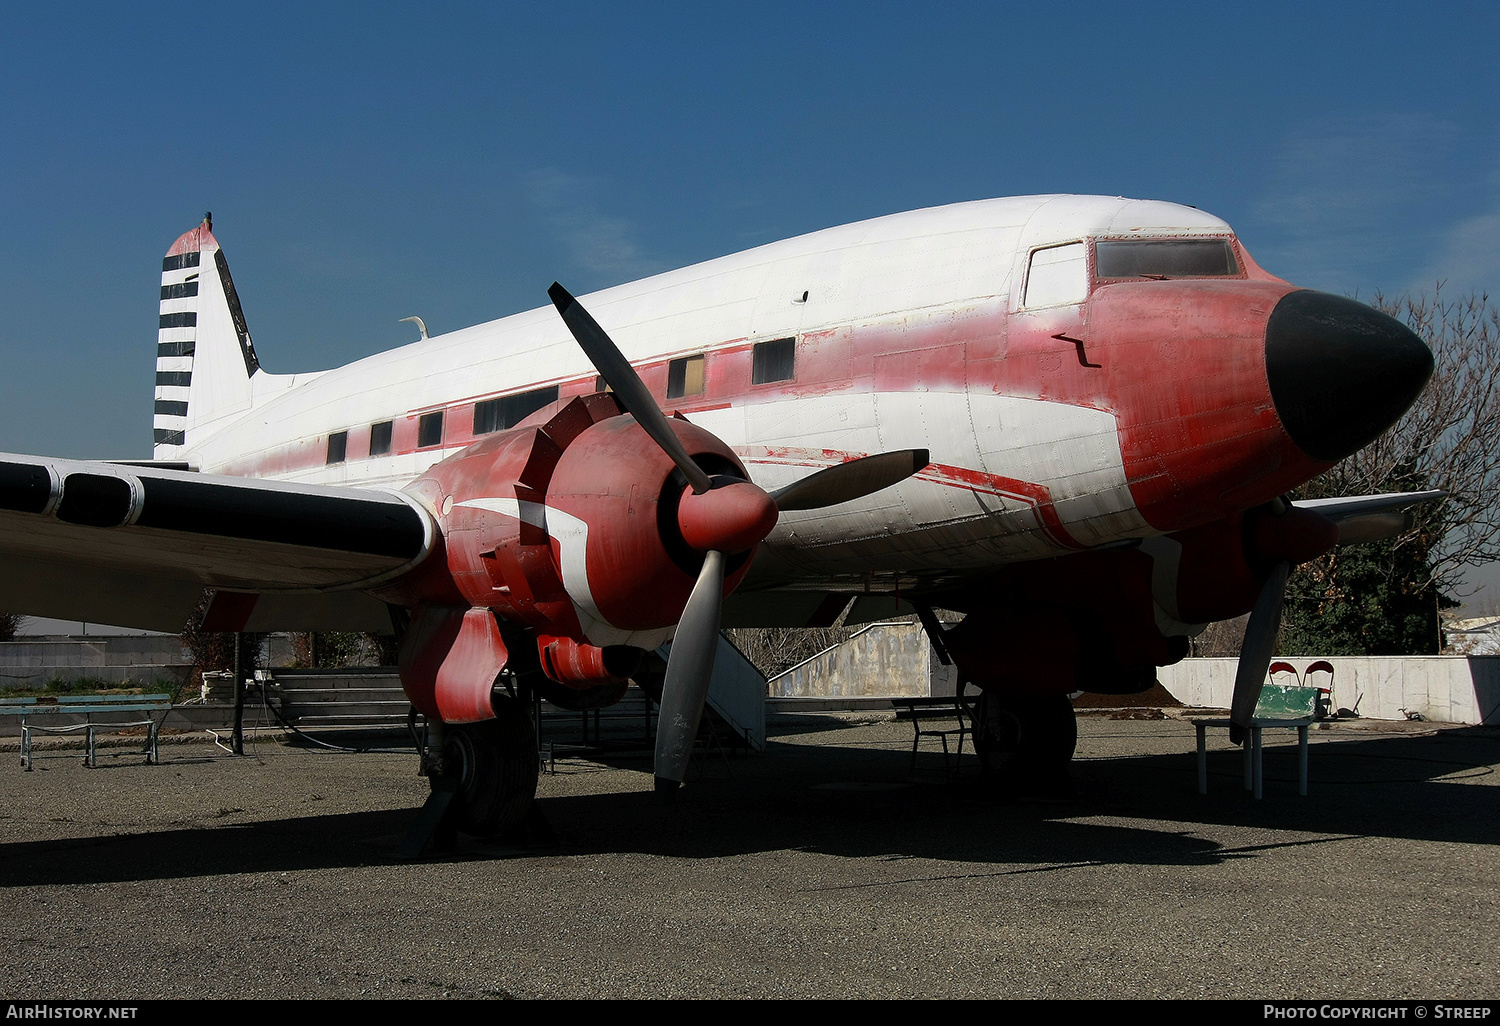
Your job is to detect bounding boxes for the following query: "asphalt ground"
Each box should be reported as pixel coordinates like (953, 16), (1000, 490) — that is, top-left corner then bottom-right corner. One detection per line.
(0, 712), (1496, 1001)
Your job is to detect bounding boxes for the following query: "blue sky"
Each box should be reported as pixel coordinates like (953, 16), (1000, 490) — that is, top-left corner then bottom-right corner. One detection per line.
(3, 2), (1496, 458)
(1, 1), (1497, 624)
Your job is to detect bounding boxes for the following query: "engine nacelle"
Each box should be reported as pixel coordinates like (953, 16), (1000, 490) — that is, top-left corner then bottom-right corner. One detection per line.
(943, 548), (1185, 698)
(380, 394), (761, 716)
(1146, 502), (1339, 631)
(537, 633), (641, 687)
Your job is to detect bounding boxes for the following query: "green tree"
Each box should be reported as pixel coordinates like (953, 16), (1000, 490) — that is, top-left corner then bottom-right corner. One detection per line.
(1280, 536), (1449, 656)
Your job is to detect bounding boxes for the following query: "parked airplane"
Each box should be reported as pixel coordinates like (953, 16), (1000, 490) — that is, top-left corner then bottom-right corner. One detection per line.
(0, 197), (1436, 837)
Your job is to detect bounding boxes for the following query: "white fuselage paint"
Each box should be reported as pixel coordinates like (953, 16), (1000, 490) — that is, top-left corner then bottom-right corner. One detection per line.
(176, 196), (1236, 592)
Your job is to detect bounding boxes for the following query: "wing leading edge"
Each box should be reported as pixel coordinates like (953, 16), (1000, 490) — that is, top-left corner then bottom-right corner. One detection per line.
(0, 454), (435, 633)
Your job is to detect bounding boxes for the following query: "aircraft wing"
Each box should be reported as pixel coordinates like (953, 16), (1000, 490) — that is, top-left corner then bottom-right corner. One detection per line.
(0, 453), (435, 633)
(1295, 490), (1445, 544)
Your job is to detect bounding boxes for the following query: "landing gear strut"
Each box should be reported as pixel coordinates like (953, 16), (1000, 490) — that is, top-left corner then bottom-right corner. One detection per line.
(969, 690), (1077, 777)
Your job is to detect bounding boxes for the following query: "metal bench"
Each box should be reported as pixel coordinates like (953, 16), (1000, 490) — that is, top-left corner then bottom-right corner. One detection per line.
(1, 693), (173, 770)
(891, 696), (970, 772)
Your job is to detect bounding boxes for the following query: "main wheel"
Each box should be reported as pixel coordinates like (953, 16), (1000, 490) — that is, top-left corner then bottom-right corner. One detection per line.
(438, 697), (539, 837)
(970, 691), (1077, 772)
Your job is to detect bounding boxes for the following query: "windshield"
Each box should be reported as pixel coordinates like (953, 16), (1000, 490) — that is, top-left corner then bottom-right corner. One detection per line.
(1095, 239), (1240, 279)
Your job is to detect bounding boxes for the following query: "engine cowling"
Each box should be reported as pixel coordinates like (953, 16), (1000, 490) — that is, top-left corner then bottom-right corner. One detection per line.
(1146, 501), (1340, 633)
(376, 394), (763, 721)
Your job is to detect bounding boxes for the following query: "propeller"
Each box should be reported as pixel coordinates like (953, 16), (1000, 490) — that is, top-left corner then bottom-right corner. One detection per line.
(1228, 497), (1341, 745)
(769, 449), (930, 511)
(549, 283), (712, 495)
(549, 283), (929, 791)
(1229, 559), (1289, 746)
(1225, 489), (1445, 745)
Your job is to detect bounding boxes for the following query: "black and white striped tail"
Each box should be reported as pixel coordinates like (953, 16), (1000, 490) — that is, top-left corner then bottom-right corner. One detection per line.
(152, 214), (261, 460)
(153, 242), (200, 455)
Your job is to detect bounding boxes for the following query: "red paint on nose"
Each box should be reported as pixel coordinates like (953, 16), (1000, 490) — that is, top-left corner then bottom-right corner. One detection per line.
(676, 478), (779, 554)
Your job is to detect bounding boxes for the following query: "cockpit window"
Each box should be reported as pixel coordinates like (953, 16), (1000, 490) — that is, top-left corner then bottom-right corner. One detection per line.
(1023, 242), (1088, 308)
(1096, 239), (1240, 279)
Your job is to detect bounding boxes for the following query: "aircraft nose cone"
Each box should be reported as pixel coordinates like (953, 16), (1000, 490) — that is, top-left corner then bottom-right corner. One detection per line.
(1265, 290), (1433, 462)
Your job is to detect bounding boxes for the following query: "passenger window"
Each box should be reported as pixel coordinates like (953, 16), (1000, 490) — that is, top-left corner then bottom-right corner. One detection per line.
(666, 355), (706, 399)
(1023, 243), (1087, 308)
(474, 386), (560, 435)
(326, 431), (348, 465)
(417, 412), (444, 448)
(752, 338), (795, 384)
(369, 421), (393, 456)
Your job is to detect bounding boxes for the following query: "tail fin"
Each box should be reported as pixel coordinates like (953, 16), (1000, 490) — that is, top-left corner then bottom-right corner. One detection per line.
(153, 214), (263, 458)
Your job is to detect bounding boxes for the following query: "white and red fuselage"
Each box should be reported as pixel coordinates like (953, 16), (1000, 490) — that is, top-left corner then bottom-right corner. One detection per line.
(141, 195), (1430, 713)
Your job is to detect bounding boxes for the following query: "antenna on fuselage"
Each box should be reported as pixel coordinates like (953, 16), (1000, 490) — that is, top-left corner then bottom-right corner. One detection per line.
(399, 315), (429, 341)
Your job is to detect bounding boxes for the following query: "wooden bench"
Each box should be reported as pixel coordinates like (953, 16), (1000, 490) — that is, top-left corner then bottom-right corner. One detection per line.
(1, 694), (173, 770)
(891, 696), (970, 772)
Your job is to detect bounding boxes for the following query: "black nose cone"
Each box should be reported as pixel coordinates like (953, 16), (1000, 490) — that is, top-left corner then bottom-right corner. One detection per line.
(1265, 290), (1433, 462)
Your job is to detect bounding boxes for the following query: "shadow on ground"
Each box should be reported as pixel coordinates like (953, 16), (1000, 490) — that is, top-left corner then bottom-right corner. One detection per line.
(1, 721), (1495, 889)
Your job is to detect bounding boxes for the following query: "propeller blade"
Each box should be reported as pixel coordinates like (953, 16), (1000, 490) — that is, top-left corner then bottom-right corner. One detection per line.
(654, 548), (726, 792)
(769, 449), (931, 512)
(548, 283), (712, 495)
(1230, 559), (1290, 745)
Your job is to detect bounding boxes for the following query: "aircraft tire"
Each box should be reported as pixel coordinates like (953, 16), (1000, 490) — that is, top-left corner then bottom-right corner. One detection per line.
(440, 698), (539, 837)
(971, 692), (1077, 771)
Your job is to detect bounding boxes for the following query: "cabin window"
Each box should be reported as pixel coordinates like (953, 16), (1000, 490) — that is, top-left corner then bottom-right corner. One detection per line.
(474, 385), (560, 435)
(666, 355), (706, 398)
(1023, 242), (1088, 308)
(751, 338), (795, 384)
(1095, 239), (1240, 279)
(369, 421), (393, 456)
(418, 411), (444, 448)
(326, 431), (347, 465)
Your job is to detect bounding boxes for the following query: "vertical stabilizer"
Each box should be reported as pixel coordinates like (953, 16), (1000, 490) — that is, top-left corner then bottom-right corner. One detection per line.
(153, 214), (262, 459)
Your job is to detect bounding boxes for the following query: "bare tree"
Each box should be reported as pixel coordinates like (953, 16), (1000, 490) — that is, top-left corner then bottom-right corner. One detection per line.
(0, 612), (22, 642)
(1326, 288), (1500, 597)
(1282, 288), (1500, 654)
(1189, 614), (1248, 657)
(724, 625), (856, 680)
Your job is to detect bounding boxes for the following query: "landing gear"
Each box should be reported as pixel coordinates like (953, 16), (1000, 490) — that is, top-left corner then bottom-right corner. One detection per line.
(969, 690), (1077, 775)
(438, 698), (540, 836)
(402, 696), (540, 856)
